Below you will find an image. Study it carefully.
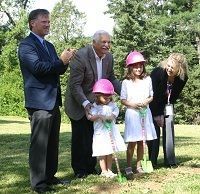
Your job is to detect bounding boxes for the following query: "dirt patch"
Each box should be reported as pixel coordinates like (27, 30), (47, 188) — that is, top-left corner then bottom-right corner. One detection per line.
(88, 166), (199, 193)
(89, 183), (122, 194)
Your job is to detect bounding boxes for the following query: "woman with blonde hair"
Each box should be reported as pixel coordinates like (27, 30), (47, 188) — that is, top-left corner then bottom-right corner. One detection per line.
(147, 53), (188, 167)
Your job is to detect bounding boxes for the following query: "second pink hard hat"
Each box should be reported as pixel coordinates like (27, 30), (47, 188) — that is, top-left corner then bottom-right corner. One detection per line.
(92, 79), (114, 95)
(125, 51), (145, 67)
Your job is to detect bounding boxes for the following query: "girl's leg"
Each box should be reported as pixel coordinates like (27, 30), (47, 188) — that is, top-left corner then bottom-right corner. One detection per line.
(99, 155), (116, 178)
(106, 154), (117, 177)
(99, 156), (107, 173)
(125, 142), (136, 175)
(127, 142), (136, 167)
(106, 154), (113, 171)
(136, 141), (144, 170)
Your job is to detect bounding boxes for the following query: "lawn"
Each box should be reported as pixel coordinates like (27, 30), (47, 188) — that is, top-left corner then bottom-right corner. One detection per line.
(0, 116), (199, 194)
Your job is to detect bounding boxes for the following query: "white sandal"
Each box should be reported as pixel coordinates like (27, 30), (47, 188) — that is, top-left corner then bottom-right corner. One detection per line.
(107, 169), (117, 178)
(100, 170), (117, 178)
(136, 167), (145, 174)
(100, 171), (108, 177)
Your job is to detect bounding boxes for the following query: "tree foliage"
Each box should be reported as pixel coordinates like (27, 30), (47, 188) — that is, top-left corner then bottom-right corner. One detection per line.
(0, 0), (30, 28)
(0, 0), (89, 119)
(107, 0), (200, 124)
(47, 0), (89, 122)
(0, 0), (29, 116)
(0, 11), (27, 72)
(48, 0), (88, 53)
(0, 0), (199, 124)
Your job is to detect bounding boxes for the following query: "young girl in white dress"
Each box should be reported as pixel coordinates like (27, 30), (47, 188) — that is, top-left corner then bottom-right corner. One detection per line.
(120, 51), (157, 175)
(86, 79), (127, 178)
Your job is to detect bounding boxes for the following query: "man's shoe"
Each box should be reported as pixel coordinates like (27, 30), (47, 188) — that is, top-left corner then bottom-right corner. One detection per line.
(33, 186), (55, 193)
(60, 179), (71, 185)
(165, 163), (178, 168)
(74, 173), (87, 178)
(47, 177), (70, 185)
(88, 169), (99, 175)
(151, 161), (157, 168)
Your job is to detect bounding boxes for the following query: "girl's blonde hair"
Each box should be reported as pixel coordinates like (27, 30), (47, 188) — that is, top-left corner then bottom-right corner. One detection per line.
(160, 53), (188, 80)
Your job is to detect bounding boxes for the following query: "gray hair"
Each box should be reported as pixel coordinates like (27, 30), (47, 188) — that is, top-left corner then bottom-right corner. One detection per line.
(92, 30), (111, 42)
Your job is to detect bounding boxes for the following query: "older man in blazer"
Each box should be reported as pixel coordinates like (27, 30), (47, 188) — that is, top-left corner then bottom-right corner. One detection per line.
(18, 9), (75, 193)
(64, 30), (121, 178)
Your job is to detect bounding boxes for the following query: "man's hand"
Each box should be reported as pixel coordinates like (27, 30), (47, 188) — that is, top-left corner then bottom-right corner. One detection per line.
(84, 103), (93, 115)
(60, 48), (76, 65)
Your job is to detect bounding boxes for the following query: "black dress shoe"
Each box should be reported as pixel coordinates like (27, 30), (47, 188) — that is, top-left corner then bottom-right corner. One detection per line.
(151, 161), (157, 168)
(33, 186), (55, 193)
(74, 173), (87, 178)
(152, 163), (158, 169)
(47, 177), (70, 185)
(165, 163), (178, 168)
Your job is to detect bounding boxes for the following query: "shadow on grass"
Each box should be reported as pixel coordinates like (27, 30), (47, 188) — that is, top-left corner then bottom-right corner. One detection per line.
(0, 132), (72, 193)
(175, 136), (200, 147)
(0, 132), (199, 194)
(0, 119), (29, 125)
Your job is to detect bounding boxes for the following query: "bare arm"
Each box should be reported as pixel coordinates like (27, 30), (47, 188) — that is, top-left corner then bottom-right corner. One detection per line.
(142, 96), (153, 107)
(121, 99), (143, 109)
(86, 112), (116, 122)
(86, 111), (102, 122)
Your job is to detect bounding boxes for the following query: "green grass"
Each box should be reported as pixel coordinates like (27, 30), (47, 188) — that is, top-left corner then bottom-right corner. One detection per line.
(0, 116), (199, 194)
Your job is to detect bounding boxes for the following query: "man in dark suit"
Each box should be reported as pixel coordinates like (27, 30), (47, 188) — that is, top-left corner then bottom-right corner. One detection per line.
(18, 9), (75, 193)
(64, 30), (121, 178)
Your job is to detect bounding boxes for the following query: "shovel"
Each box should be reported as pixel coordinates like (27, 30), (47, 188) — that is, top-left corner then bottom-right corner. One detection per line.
(139, 108), (153, 173)
(104, 121), (127, 183)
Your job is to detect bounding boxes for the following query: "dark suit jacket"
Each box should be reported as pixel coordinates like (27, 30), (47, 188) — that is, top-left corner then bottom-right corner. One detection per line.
(18, 33), (67, 110)
(149, 67), (188, 117)
(64, 45), (121, 120)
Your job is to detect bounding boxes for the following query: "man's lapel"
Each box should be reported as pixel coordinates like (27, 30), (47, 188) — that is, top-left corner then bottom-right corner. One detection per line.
(88, 46), (98, 81)
(29, 33), (53, 59)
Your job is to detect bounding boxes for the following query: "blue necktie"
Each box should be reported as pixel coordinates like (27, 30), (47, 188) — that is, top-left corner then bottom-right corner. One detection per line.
(42, 40), (50, 55)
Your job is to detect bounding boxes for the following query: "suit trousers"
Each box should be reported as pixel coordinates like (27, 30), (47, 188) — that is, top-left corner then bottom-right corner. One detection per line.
(70, 116), (97, 175)
(27, 106), (61, 189)
(147, 119), (160, 166)
(147, 115), (176, 166)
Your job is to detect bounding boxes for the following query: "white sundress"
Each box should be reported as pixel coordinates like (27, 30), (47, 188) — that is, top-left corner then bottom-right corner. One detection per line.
(120, 76), (157, 142)
(91, 102), (127, 157)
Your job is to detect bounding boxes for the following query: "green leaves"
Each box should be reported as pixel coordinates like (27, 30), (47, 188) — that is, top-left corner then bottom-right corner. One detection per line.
(107, 0), (200, 124)
(48, 0), (87, 53)
(0, 0), (199, 123)
(0, 70), (25, 116)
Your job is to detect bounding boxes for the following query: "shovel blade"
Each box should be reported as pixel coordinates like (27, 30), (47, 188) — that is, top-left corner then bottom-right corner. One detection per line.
(141, 160), (154, 173)
(117, 173), (127, 183)
(117, 174), (127, 183)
